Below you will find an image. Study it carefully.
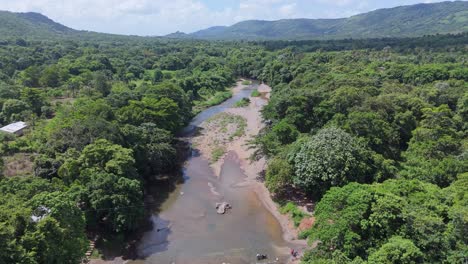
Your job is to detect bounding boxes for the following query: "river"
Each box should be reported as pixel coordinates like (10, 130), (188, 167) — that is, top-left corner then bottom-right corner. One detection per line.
(129, 82), (289, 264)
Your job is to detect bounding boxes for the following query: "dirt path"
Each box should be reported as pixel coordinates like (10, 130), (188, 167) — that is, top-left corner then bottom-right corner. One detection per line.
(192, 80), (308, 262)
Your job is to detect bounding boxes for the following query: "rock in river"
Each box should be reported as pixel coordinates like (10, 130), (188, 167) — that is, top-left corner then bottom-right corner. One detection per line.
(216, 202), (232, 214)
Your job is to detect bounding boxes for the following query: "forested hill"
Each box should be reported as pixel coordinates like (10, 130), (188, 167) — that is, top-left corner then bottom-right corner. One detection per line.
(1, 1), (467, 40)
(175, 1), (468, 40)
(0, 11), (146, 41)
(0, 11), (77, 38)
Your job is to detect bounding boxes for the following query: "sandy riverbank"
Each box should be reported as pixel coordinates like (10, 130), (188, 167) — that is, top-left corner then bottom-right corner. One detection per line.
(192, 80), (308, 262)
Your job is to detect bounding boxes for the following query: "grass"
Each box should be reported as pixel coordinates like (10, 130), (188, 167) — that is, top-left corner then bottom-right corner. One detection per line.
(234, 97), (250, 108)
(89, 248), (102, 259)
(206, 91), (232, 106)
(242, 80), (252, 85)
(231, 118), (247, 140)
(298, 228), (314, 239)
(193, 90), (233, 114)
(207, 113), (247, 141)
(3, 153), (34, 177)
(206, 113), (247, 162)
(212, 146), (225, 162)
(250, 89), (260, 97)
(279, 202), (310, 227)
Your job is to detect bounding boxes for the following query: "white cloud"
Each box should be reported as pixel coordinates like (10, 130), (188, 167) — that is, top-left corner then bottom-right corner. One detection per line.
(0, 0), (454, 35)
(279, 3), (299, 17)
(0, 0), (236, 35)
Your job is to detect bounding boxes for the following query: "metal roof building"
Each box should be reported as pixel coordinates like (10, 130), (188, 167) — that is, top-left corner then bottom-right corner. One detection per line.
(0, 121), (28, 135)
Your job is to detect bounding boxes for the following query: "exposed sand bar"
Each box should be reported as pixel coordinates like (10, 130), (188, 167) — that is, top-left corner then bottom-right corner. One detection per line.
(192, 80), (308, 262)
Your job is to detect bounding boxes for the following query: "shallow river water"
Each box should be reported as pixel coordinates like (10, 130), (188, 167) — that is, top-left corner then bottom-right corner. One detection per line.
(129, 83), (289, 264)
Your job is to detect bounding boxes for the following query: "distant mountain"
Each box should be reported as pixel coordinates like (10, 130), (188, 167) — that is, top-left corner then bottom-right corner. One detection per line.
(165, 31), (190, 39)
(0, 11), (153, 41)
(1, 1), (467, 41)
(176, 1), (468, 40)
(0, 11), (76, 38)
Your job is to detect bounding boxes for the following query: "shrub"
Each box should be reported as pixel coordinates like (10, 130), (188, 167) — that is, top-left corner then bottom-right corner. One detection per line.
(279, 202), (308, 227)
(234, 97), (250, 108)
(251, 89), (260, 97)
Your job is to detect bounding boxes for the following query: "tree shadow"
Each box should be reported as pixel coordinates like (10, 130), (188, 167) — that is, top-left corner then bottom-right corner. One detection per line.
(91, 136), (191, 261)
(273, 187), (316, 213)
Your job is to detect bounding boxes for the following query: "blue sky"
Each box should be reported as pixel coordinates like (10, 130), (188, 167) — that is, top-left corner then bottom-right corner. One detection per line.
(0, 0), (452, 35)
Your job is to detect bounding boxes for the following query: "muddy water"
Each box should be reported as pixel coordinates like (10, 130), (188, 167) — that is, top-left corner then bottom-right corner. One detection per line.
(131, 83), (289, 263)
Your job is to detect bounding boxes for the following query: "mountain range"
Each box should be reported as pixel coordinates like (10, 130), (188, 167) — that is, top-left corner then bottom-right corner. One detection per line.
(0, 1), (467, 40)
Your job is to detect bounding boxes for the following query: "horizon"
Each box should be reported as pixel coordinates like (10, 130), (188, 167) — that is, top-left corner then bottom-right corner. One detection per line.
(0, 0), (460, 36)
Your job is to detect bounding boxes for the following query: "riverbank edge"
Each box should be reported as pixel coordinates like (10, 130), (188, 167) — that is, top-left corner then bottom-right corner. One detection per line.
(191, 80), (308, 259)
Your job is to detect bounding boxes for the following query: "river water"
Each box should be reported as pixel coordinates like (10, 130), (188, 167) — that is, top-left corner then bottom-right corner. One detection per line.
(130, 83), (289, 264)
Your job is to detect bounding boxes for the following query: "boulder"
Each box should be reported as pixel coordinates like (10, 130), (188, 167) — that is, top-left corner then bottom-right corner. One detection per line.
(216, 202), (232, 214)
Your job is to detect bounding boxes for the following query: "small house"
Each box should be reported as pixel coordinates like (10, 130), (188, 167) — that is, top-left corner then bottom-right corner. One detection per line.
(0, 121), (28, 136)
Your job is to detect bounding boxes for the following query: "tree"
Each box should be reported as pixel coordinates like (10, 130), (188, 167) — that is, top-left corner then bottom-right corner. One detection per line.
(84, 172), (144, 232)
(117, 97), (181, 132)
(305, 179), (451, 262)
(39, 65), (61, 88)
(77, 139), (137, 179)
(152, 69), (163, 84)
(343, 111), (400, 159)
(368, 236), (423, 264)
(92, 72), (111, 96)
(265, 157), (293, 194)
(20, 88), (47, 116)
(1, 99), (29, 123)
(24, 191), (88, 264)
(456, 92), (468, 131)
(308, 183), (374, 259)
(140, 82), (192, 124)
(47, 117), (122, 152)
(290, 127), (373, 197)
(19, 66), (41, 87)
(444, 173), (468, 263)
(34, 154), (61, 179)
(272, 120), (299, 145)
(66, 77), (83, 97)
(121, 123), (176, 176)
(401, 105), (465, 186)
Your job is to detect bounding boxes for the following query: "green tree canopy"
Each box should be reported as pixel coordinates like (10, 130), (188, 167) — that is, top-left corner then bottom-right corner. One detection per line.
(368, 236), (423, 264)
(290, 127), (373, 197)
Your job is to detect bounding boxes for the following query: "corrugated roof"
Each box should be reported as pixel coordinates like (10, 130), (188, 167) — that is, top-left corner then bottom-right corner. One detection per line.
(0, 121), (27, 133)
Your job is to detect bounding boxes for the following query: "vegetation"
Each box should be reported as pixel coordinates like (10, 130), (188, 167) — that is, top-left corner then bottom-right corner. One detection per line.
(234, 97), (250, 108)
(279, 202), (309, 227)
(0, 34), (248, 263)
(193, 90), (232, 114)
(253, 32), (467, 263)
(241, 80), (252, 85)
(211, 147), (225, 162)
(0, 8), (466, 263)
(250, 89), (260, 97)
(185, 2), (468, 40)
(1, 2), (467, 41)
(206, 113), (247, 141)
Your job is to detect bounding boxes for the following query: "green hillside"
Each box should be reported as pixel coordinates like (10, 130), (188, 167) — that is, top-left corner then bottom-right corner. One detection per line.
(189, 1), (468, 40)
(0, 11), (76, 38)
(1, 1), (467, 40)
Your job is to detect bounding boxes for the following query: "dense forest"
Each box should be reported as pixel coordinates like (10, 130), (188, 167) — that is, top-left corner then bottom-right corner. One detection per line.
(254, 35), (467, 263)
(0, 37), (267, 263)
(0, 30), (466, 264)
